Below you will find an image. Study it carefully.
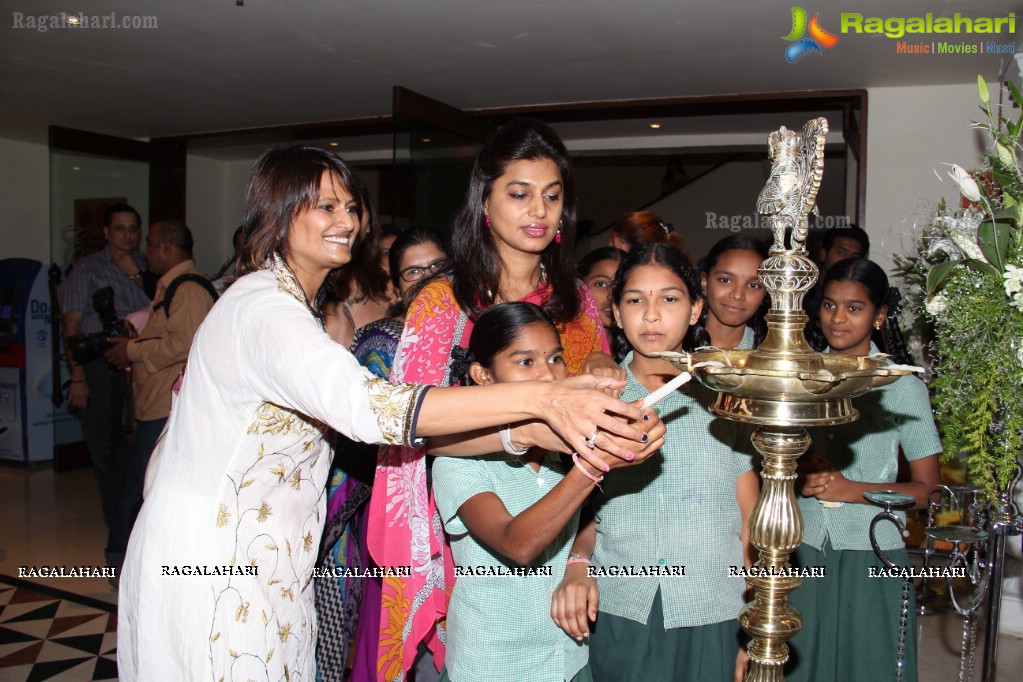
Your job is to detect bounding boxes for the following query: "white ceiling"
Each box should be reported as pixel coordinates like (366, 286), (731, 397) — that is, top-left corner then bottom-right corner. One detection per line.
(2, 0), (1020, 150)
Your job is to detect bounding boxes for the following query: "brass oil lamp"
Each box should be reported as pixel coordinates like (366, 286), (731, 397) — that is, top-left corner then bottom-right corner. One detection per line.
(660, 118), (917, 680)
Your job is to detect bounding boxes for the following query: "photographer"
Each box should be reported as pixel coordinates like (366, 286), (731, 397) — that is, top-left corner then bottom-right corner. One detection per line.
(103, 219), (216, 572)
(60, 204), (151, 559)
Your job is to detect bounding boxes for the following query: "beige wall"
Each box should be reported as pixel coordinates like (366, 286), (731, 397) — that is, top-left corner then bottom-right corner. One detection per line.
(224, 159), (254, 237)
(184, 156), (255, 275)
(0, 138), (50, 263)
(864, 81), (990, 270)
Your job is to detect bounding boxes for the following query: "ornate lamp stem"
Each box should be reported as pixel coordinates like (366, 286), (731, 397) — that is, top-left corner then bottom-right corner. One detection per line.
(741, 426), (809, 680)
(675, 117), (914, 682)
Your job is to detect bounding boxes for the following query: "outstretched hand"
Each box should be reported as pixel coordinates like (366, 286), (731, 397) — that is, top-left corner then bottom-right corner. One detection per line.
(539, 374), (652, 461)
(796, 451), (832, 496)
(576, 398), (663, 472)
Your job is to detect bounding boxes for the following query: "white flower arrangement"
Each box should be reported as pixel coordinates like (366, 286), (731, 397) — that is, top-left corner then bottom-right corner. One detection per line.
(1004, 264), (1023, 312)
(895, 76), (1023, 503)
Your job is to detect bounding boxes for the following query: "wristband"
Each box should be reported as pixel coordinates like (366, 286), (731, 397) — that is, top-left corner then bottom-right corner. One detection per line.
(70, 379), (85, 384)
(572, 453), (605, 490)
(567, 552), (591, 566)
(500, 424), (529, 456)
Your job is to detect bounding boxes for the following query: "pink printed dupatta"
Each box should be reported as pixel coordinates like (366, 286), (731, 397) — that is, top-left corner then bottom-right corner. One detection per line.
(368, 276), (608, 681)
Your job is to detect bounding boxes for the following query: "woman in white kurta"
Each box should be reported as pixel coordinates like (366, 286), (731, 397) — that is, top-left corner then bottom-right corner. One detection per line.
(117, 145), (655, 681)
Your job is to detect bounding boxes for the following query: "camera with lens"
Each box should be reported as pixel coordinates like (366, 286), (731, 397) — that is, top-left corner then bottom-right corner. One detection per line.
(66, 287), (131, 364)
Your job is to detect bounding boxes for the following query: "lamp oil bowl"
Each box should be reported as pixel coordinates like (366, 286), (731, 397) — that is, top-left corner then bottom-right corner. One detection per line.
(661, 117), (917, 682)
(662, 334), (914, 426)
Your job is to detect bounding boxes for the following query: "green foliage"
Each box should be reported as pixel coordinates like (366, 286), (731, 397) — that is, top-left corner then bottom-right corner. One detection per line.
(899, 77), (1023, 504)
(927, 271), (1023, 503)
(977, 220), (1011, 271)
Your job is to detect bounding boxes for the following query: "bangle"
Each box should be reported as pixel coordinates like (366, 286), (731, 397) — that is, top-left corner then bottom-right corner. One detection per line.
(500, 424), (529, 456)
(567, 552), (591, 566)
(572, 453), (605, 489)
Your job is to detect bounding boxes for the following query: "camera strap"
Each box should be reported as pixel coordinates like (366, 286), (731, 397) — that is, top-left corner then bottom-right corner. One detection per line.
(154, 274), (218, 317)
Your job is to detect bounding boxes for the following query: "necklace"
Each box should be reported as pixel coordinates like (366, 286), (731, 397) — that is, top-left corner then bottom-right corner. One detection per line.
(486, 263), (547, 303)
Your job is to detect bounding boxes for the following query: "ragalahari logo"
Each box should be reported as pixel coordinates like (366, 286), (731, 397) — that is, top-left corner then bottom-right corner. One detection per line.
(784, 7), (839, 62)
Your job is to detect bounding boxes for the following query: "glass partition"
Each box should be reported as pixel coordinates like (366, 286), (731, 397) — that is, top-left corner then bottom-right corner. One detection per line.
(50, 151), (149, 266)
(48, 150), (150, 470)
(389, 113), (481, 234)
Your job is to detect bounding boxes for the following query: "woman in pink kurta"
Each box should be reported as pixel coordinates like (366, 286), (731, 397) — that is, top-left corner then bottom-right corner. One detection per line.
(366, 118), (615, 681)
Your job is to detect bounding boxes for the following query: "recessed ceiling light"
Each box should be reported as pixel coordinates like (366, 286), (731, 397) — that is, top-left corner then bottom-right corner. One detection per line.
(422, 137), (431, 143)
(71, 165), (81, 171)
(66, 16), (80, 26)
(328, 142), (338, 147)
(649, 123), (661, 129)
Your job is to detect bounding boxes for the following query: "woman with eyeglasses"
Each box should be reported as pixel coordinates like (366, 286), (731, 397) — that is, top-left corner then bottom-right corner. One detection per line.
(316, 227), (451, 679)
(368, 118), (630, 682)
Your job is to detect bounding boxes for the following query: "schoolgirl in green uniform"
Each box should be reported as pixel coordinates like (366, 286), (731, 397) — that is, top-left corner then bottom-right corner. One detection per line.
(433, 302), (660, 682)
(553, 243), (760, 682)
(699, 235), (769, 351)
(787, 258), (941, 682)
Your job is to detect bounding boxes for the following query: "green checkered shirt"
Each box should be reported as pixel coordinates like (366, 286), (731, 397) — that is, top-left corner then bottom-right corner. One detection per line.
(434, 452), (587, 682)
(592, 353), (754, 628)
(800, 344), (942, 551)
(738, 325), (755, 350)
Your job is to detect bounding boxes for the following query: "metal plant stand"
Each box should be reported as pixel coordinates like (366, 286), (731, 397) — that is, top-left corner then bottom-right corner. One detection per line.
(864, 489), (917, 682)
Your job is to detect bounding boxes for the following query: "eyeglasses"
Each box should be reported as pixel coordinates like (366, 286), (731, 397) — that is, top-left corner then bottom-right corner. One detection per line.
(398, 259), (447, 283)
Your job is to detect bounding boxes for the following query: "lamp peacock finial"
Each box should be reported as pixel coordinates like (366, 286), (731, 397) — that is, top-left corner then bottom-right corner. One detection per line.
(756, 117), (829, 253)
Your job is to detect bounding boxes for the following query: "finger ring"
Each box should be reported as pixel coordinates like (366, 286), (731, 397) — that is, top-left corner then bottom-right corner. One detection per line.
(585, 429), (599, 449)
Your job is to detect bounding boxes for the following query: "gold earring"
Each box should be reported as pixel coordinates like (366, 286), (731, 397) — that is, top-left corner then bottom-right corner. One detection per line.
(874, 321), (882, 330)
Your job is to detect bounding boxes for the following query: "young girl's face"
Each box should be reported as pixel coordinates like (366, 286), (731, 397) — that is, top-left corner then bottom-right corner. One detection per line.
(582, 258), (619, 329)
(613, 263), (702, 357)
(702, 249), (765, 328)
(820, 280), (886, 356)
(470, 322), (567, 385)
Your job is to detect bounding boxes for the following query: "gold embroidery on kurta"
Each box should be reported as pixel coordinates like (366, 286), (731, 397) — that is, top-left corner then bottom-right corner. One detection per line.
(257, 501), (272, 522)
(363, 377), (422, 445)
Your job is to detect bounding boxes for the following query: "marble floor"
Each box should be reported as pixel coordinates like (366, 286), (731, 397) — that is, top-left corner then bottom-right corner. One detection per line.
(1, 464), (1022, 681)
